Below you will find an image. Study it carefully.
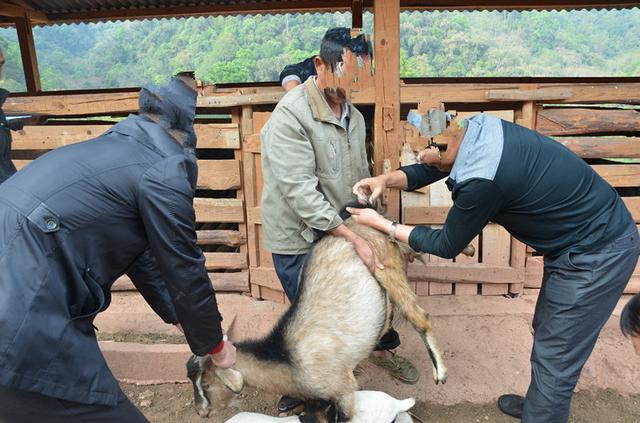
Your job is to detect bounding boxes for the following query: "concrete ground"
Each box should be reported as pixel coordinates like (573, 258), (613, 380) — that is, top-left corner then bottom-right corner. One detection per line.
(95, 291), (640, 407)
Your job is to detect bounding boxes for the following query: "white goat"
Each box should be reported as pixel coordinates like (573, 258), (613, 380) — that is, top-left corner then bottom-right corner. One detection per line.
(188, 211), (447, 421)
(225, 390), (415, 423)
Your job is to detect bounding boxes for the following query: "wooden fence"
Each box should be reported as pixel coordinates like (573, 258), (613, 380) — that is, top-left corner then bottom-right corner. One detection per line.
(6, 80), (640, 301)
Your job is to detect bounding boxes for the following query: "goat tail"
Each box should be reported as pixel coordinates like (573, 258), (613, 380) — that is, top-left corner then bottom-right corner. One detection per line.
(397, 397), (416, 412)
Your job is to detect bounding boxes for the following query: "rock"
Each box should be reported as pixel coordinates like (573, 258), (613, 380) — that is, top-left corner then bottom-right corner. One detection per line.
(139, 399), (153, 408)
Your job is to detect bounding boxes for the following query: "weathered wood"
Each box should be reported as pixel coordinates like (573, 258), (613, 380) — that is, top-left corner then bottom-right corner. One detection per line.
(259, 285), (286, 303)
(408, 263), (522, 284)
(454, 283), (478, 296)
(0, 3), (48, 23)
(556, 136), (640, 159)
(509, 238), (527, 295)
(11, 123), (240, 150)
(203, 252), (247, 271)
(15, 16), (41, 93)
(593, 164), (640, 188)
(525, 256), (544, 289)
(624, 197), (640, 222)
(403, 206), (450, 225)
(429, 282), (453, 296)
(6, 83), (640, 116)
(247, 207), (262, 225)
(250, 267), (283, 291)
(487, 87), (572, 101)
(197, 230), (245, 246)
(483, 224), (511, 266)
(374, 0), (401, 221)
(197, 160), (241, 190)
(624, 276), (640, 295)
(113, 271), (249, 293)
(481, 284), (510, 296)
(194, 198), (244, 223)
(537, 108), (640, 136)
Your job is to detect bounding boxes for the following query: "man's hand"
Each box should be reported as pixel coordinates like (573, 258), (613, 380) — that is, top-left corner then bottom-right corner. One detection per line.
(211, 339), (237, 368)
(351, 236), (384, 272)
(417, 146), (442, 165)
(353, 175), (387, 204)
(347, 207), (387, 230)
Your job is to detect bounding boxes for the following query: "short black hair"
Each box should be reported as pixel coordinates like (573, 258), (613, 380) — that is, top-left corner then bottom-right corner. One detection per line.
(319, 27), (372, 65)
(621, 293), (640, 337)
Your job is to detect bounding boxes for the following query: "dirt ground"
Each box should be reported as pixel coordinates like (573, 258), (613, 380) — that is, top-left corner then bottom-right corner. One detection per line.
(122, 382), (640, 423)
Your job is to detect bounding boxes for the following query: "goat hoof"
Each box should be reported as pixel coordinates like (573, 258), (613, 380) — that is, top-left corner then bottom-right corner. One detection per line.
(196, 404), (213, 418)
(432, 367), (448, 385)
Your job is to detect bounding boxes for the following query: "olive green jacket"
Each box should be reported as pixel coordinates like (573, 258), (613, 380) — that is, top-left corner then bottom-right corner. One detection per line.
(260, 77), (371, 254)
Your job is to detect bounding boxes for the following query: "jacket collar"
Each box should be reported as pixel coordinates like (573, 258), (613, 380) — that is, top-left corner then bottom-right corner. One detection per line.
(304, 77), (353, 126)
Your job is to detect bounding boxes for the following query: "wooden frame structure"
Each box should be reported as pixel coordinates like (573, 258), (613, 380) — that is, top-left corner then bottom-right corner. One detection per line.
(2, 0), (639, 302)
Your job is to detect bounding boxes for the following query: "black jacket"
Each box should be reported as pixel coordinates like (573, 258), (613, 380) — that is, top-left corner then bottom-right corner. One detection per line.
(0, 89), (17, 184)
(0, 90), (223, 405)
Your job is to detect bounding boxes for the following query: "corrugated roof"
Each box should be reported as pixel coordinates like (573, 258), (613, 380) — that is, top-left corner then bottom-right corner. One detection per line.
(6, 0), (640, 25)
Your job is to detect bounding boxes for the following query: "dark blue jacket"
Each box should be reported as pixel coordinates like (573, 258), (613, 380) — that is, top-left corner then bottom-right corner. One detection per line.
(0, 89), (223, 405)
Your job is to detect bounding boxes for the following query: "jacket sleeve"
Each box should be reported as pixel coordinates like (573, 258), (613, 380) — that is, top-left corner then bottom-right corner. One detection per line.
(279, 57), (316, 86)
(399, 163), (449, 191)
(408, 179), (506, 258)
(262, 105), (343, 231)
(137, 155), (222, 356)
(125, 249), (178, 325)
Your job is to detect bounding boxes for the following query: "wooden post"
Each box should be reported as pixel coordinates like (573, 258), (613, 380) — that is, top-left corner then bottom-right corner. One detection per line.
(351, 0), (363, 31)
(373, 0), (400, 221)
(233, 107), (250, 293)
(15, 15), (41, 94)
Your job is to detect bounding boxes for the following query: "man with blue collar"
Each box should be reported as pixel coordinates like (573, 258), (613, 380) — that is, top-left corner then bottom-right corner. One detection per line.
(0, 74), (235, 422)
(349, 111), (640, 423)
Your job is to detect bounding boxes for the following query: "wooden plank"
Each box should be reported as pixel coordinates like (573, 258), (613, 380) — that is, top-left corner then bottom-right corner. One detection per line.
(487, 87), (572, 101)
(232, 107), (250, 292)
(15, 16), (41, 94)
(5, 92), (140, 116)
(481, 284), (509, 296)
(455, 283), (478, 296)
(250, 267), (283, 291)
(457, 110), (515, 122)
(408, 263), (522, 284)
(415, 281), (429, 296)
(244, 134), (261, 154)
(0, 4), (48, 23)
(252, 112), (272, 134)
(622, 197), (640, 223)
(593, 164), (640, 188)
(196, 230), (245, 246)
(196, 124), (241, 149)
(197, 160), (241, 190)
(537, 108), (640, 136)
(247, 207), (262, 225)
(483, 225), (511, 266)
(509, 238), (527, 295)
(556, 136), (640, 159)
(374, 0), (401, 221)
(404, 206), (449, 225)
(525, 256), (544, 289)
(624, 276), (640, 295)
(203, 252), (248, 271)
(259, 286), (286, 303)
(429, 282), (453, 296)
(113, 271), (249, 293)
(194, 198), (244, 223)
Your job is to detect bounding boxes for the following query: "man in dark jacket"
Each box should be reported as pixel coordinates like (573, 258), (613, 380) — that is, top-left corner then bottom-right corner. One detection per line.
(0, 47), (18, 184)
(0, 74), (236, 422)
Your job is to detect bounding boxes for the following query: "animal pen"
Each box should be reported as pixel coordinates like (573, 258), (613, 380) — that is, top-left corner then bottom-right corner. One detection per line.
(2, 0), (639, 305)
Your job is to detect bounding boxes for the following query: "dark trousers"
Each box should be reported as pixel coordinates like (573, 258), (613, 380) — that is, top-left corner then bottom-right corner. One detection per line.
(272, 253), (401, 351)
(0, 385), (149, 423)
(522, 226), (640, 423)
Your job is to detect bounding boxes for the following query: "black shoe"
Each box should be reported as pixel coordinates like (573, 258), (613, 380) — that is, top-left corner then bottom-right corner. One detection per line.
(497, 394), (524, 419)
(278, 395), (303, 413)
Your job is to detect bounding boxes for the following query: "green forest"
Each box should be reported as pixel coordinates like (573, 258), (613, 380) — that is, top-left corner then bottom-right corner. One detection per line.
(0, 8), (638, 92)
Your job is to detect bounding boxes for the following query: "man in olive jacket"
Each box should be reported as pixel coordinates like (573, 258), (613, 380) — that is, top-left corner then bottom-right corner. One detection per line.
(0, 75), (235, 422)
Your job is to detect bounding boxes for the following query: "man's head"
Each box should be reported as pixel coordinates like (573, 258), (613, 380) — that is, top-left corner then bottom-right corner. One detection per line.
(314, 27), (372, 105)
(621, 293), (640, 354)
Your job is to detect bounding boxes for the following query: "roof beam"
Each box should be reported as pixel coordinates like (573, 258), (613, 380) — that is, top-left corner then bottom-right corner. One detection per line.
(0, 2), (48, 23)
(400, 0), (640, 10)
(47, 1), (353, 23)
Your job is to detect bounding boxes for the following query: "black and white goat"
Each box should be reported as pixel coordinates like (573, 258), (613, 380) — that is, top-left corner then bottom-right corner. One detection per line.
(187, 207), (447, 420)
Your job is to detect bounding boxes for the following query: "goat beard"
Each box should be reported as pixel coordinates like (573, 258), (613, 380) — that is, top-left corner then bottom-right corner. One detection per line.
(323, 87), (348, 104)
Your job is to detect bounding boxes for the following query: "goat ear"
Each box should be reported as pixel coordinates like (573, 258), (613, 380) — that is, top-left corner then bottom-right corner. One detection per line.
(214, 368), (244, 393)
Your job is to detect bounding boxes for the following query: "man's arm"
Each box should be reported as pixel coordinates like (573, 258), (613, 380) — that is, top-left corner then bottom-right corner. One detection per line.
(137, 155), (223, 357)
(399, 163), (450, 192)
(125, 249), (178, 325)
(279, 57), (316, 92)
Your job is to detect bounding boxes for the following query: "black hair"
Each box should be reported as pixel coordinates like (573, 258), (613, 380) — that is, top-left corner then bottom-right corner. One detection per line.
(319, 27), (372, 65)
(620, 293), (640, 337)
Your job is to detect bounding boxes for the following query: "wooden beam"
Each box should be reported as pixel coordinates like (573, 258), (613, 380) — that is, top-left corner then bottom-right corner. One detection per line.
(374, 0), (401, 221)
(47, 1), (351, 23)
(352, 0), (364, 30)
(197, 160), (241, 190)
(537, 108), (640, 136)
(196, 230), (245, 247)
(555, 136), (640, 159)
(408, 262), (523, 284)
(193, 198), (244, 223)
(14, 16), (41, 94)
(203, 252), (248, 271)
(11, 123), (240, 150)
(623, 197), (640, 222)
(0, 3), (48, 23)
(593, 164), (640, 187)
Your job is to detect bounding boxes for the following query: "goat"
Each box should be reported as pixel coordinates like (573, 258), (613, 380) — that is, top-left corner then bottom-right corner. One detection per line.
(224, 390), (414, 423)
(187, 209), (447, 420)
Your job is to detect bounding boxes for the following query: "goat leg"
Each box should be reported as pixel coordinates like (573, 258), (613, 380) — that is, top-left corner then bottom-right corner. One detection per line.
(187, 355), (214, 417)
